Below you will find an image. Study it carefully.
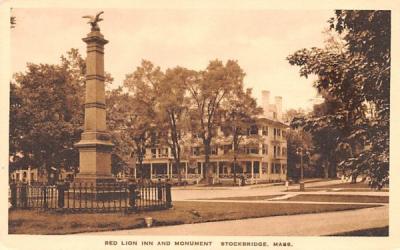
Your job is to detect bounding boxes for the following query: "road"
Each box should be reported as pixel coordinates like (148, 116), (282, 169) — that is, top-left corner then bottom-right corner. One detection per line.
(87, 205), (388, 236)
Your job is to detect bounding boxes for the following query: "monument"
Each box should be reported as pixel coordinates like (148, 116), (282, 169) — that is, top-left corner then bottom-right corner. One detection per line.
(74, 11), (115, 186)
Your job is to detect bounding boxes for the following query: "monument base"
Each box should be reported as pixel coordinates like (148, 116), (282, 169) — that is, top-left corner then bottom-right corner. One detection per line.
(70, 174), (128, 201)
(73, 174), (116, 187)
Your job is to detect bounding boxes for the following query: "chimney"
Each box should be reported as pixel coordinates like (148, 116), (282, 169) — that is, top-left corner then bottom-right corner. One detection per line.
(275, 96), (282, 121)
(261, 90), (270, 117)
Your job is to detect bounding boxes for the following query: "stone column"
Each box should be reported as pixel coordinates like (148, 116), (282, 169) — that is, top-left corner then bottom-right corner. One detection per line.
(74, 27), (114, 187)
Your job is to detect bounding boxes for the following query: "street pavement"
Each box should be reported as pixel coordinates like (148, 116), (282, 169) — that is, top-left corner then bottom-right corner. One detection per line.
(80, 179), (389, 236)
(87, 205), (388, 236)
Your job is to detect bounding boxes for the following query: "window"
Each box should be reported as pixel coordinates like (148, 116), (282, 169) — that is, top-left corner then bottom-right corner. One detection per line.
(282, 164), (287, 174)
(282, 130), (286, 138)
(262, 144), (268, 155)
(275, 164), (281, 174)
(262, 126), (268, 136)
(248, 125), (258, 135)
(211, 146), (218, 155)
(282, 147), (287, 156)
(262, 162), (268, 174)
(223, 144), (232, 154)
(246, 146), (259, 154)
(150, 132), (158, 145)
(192, 147), (200, 156)
(158, 148), (168, 157)
(271, 163), (281, 174)
(254, 161), (260, 174)
(273, 112), (277, 119)
(277, 146), (281, 156)
(151, 148), (157, 158)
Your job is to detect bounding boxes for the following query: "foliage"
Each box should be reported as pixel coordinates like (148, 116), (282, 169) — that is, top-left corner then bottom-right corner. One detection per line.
(185, 59), (245, 184)
(287, 10), (390, 189)
(108, 60), (162, 179)
(220, 88), (262, 184)
(156, 67), (195, 182)
(10, 49), (86, 181)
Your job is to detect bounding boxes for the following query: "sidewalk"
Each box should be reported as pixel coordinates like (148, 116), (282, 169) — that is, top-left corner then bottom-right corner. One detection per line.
(84, 205), (388, 236)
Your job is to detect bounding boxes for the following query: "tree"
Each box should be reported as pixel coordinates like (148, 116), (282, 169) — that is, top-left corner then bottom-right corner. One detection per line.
(115, 60), (162, 180)
(10, 50), (85, 183)
(287, 10), (390, 189)
(156, 67), (195, 183)
(221, 88), (262, 185)
(186, 60), (245, 184)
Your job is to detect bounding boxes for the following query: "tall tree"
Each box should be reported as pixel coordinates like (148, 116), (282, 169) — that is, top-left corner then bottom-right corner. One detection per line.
(119, 60), (161, 180)
(10, 59), (83, 182)
(156, 67), (194, 183)
(221, 88), (262, 185)
(186, 59), (245, 184)
(287, 10), (390, 189)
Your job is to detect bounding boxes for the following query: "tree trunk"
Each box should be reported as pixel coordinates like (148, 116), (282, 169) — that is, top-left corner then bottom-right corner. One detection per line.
(176, 159), (182, 184)
(233, 155), (237, 185)
(324, 161), (329, 179)
(204, 142), (212, 185)
(351, 173), (358, 183)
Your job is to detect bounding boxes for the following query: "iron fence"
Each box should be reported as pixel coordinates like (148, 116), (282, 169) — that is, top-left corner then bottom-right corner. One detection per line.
(9, 181), (172, 213)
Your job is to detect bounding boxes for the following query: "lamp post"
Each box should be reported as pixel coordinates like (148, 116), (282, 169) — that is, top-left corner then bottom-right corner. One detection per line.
(296, 147), (309, 191)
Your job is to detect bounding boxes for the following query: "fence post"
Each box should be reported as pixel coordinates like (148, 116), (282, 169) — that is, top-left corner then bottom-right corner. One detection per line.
(10, 183), (17, 208)
(57, 183), (65, 208)
(165, 183), (172, 208)
(43, 186), (48, 208)
(20, 183), (28, 208)
(128, 183), (137, 210)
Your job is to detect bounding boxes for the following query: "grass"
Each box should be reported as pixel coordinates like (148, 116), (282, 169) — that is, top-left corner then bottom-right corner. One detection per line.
(283, 194), (388, 203)
(9, 201), (379, 235)
(316, 182), (389, 191)
(329, 226), (389, 236)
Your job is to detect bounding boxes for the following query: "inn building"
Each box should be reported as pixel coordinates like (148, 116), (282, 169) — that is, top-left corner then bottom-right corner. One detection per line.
(134, 90), (288, 184)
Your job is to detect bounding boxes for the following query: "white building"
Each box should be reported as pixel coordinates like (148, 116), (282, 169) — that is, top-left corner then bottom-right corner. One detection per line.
(134, 90), (288, 184)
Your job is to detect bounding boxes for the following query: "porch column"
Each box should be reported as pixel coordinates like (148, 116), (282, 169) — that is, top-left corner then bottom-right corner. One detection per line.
(28, 167), (31, 184)
(185, 162), (188, 180)
(217, 161), (220, 177)
(167, 163), (170, 178)
(150, 163), (153, 180)
(251, 161), (254, 179)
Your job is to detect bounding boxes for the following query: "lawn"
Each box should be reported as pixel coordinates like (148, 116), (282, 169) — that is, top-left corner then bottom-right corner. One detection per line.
(9, 201), (379, 235)
(282, 194), (388, 203)
(316, 182), (389, 191)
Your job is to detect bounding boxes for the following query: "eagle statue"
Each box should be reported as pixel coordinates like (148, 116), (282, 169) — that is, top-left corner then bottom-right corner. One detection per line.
(82, 11), (104, 31)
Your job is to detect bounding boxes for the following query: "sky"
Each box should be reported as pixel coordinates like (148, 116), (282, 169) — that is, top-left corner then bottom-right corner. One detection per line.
(11, 8), (333, 112)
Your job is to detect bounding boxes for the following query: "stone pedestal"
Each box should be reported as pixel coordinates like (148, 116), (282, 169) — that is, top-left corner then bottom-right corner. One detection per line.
(74, 29), (115, 187)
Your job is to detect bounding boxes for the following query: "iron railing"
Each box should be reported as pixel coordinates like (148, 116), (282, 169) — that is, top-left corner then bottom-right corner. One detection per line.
(9, 182), (172, 213)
